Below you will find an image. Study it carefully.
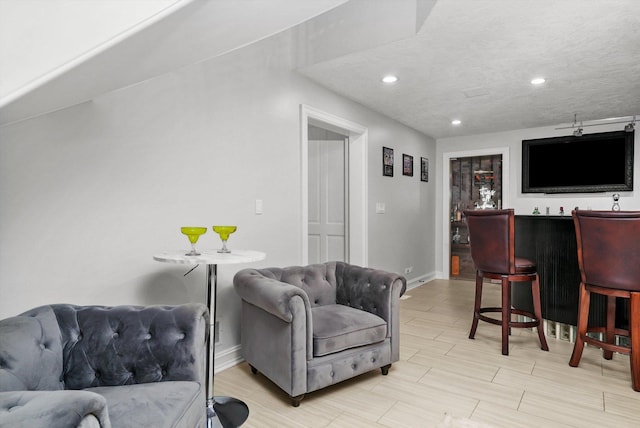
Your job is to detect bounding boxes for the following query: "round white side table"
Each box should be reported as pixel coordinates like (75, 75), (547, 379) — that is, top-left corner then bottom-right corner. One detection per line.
(154, 249), (266, 428)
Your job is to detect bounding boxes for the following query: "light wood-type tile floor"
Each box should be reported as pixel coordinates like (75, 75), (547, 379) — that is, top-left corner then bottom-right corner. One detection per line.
(214, 279), (640, 427)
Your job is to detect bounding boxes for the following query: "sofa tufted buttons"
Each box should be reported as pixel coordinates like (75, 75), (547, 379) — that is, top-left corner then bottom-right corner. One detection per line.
(145, 333), (152, 340)
(113, 332), (119, 339)
(351, 364), (357, 370)
(330, 371), (334, 377)
(39, 343), (45, 350)
(178, 333), (185, 340)
(95, 370), (101, 379)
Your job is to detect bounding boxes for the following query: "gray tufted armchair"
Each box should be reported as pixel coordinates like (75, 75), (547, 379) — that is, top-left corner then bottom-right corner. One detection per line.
(233, 261), (406, 406)
(0, 303), (208, 428)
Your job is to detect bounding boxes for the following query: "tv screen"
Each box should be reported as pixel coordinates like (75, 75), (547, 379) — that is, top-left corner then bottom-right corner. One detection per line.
(522, 130), (634, 193)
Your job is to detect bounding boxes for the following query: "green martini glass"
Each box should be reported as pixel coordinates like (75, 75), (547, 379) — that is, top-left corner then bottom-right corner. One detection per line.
(181, 227), (207, 256)
(212, 226), (237, 253)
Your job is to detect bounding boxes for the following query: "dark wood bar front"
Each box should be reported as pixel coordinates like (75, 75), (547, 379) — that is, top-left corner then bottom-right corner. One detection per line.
(513, 215), (621, 327)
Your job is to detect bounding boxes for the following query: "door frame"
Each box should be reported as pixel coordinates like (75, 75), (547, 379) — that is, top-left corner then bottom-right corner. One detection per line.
(441, 146), (510, 278)
(300, 104), (368, 266)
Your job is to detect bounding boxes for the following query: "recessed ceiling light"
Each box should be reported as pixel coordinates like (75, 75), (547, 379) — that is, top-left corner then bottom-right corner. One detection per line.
(451, 119), (462, 125)
(531, 77), (546, 85)
(382, 75), (398, 84)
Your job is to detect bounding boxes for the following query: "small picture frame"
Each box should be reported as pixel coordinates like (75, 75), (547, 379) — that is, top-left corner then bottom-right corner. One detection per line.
(421, 157), (429, 182)
(403, 154), (413, 176)
(383, 146), (394, 177)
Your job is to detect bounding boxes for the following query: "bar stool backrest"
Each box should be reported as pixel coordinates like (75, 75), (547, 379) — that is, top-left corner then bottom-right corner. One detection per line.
(465, 209), (515, 275)
(572, 210), (640, 292)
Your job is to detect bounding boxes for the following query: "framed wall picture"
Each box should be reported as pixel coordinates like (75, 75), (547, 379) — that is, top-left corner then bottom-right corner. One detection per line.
(421, 157), (429, 182)
(383, 146), (394, 177)
(403, 154), (413, 176)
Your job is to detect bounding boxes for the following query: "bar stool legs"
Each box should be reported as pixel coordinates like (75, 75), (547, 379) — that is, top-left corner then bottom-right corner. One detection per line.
(469, 271), (549, 356)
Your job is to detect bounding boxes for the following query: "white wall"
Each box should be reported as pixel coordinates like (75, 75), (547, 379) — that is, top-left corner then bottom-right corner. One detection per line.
(435, 125), (638, 278)
(0, 26), (435, 364)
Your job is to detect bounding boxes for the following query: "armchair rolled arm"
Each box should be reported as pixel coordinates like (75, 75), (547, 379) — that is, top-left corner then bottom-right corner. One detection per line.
(0, 390), (111, 428)
(335, 262), (407, 324)
(233, 269), (312, 322)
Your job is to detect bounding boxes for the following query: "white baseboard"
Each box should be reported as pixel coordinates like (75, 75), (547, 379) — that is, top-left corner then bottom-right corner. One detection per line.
(213, 344), (244, 373)
(406, 272), (437, 290)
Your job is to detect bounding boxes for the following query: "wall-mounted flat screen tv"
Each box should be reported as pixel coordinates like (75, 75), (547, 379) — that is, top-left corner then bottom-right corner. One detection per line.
(522, 130), (634, 193)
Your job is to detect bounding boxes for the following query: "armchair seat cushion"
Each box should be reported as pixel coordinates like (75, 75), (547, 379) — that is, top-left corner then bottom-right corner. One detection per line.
(311, 304), (387, 357)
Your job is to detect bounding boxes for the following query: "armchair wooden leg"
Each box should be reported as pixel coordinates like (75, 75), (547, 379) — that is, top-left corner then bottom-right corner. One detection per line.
(381, 364), (391, 375)
(250, 365), (258, 375)
(291, 394), (304, 407)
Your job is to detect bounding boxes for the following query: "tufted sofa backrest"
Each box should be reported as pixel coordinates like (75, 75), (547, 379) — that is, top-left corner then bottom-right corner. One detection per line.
(51, 304), (208, 390)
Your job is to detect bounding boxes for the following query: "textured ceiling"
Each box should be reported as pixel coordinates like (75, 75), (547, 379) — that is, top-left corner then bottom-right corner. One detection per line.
(298, 0), (640, 139)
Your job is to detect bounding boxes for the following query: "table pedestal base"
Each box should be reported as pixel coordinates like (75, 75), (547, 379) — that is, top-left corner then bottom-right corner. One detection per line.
(207, 396), (249, 428)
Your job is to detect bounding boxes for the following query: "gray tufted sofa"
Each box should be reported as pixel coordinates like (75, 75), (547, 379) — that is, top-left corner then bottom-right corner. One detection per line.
(0, 303), (208, 428)
(233, 261), (406, 406)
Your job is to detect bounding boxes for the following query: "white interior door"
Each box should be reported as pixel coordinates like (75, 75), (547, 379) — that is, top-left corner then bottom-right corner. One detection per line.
(308, 139), (348, 264)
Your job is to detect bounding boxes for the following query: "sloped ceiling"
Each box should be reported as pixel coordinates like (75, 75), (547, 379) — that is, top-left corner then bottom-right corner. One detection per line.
(0, 0), (184, 104)
(2, 0), (639, 139)
(0, 0), (347, 126)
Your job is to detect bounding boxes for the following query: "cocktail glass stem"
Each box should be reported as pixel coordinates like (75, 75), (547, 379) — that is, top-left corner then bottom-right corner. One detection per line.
(218, 240), (230, 253)
(188, 243), (200, 256)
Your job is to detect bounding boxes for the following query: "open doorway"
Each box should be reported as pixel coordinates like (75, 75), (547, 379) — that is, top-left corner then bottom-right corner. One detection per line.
(441, 147), (510, 278)
(300, 105), (368, 267)
(308, 126), (349, 263)
(449, 153), (503, 280)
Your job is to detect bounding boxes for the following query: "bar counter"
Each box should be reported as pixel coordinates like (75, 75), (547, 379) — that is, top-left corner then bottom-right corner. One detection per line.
(514, 215), (626, 328)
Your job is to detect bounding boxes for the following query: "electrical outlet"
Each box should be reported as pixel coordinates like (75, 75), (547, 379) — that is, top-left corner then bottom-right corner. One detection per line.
(404, 266), (413, 274)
